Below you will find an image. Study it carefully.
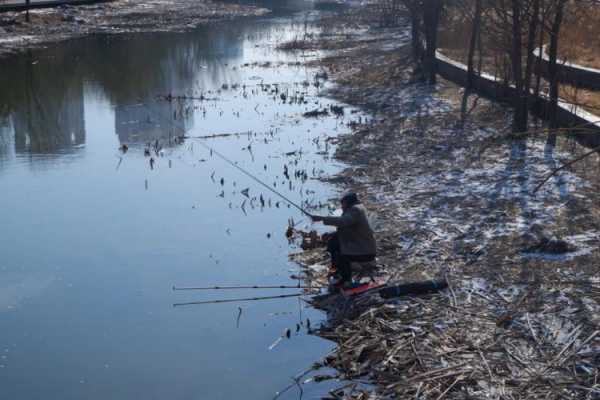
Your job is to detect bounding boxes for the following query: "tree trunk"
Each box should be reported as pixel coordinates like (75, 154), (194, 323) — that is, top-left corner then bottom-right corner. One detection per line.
(423, 0), (443, 85)
(510, 0), (527, 132)
(410, 8), (422, 62)
(524, 0), (540, 102)
(547, 0), (567, 129)
(467, 0), (482, 89)
(534, 0), (546, 102)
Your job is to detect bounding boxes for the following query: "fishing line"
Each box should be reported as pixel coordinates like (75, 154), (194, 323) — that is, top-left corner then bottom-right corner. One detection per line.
(173, 293), (304, 307)
(196, 140), (311, 216)
(140, 100), (312, 216)
(173, 284), (324, 290)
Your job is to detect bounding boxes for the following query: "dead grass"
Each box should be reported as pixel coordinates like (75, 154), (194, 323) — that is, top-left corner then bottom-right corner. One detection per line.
(560, 84), (600, 115)
(438, 4), (600, 117)
(439, 3), (600, 71)
(559, 5), (600, 70)
(285, 9), (600, 398)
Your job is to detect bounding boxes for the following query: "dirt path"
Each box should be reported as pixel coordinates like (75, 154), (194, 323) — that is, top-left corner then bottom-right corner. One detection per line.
(0, 0), (268, 57)
(287, 9), (600, 400)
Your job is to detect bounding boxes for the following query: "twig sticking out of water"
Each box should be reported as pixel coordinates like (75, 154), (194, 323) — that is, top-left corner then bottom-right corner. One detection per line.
(236, 307), (242, 328)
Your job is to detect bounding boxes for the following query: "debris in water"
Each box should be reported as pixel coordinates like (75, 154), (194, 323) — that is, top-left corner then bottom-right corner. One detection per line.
(268, 336), (283, 351)
(285, 226), (294, 238)
(303, 109), (329, 118)
(330, 105), (344, 117)
(236, 307), (242, 328)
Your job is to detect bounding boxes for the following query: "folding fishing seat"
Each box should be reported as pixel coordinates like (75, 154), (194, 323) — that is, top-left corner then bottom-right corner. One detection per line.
(350, 259), (380, 282)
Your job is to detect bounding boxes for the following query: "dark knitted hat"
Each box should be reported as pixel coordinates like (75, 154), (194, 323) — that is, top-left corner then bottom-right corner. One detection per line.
(341, 192), (360, 206)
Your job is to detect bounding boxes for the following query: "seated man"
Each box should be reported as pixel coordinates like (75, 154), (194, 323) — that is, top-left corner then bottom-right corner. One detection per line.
(311, 193), (377, 287)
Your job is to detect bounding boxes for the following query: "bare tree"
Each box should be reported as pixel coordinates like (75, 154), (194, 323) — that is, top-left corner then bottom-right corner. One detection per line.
(401, 0), (424, 63)
(482, 0), (546, 132)
(400, 0), (444, 83)
(423, 0), (444, 84)
(546, 0), (568, 129)
(466, 0), (483, 89)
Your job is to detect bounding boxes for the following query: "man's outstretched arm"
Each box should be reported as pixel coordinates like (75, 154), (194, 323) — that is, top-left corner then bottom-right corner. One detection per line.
(311, 209), (359, 228)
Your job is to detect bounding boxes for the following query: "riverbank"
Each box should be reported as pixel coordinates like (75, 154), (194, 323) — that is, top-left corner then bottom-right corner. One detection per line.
(287, 9), (600, 400)
(0, 0), (268, 57)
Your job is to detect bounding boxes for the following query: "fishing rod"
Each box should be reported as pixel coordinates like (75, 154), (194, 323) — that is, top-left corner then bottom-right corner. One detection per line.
(173, 284), (325, 291)
(173, 293), (304, 307)
(196, 139), (311, 216)
(141, 101), (313, 216)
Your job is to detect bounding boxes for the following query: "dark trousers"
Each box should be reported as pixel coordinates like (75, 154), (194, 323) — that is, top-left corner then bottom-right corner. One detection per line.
(326, 233), (375, 283)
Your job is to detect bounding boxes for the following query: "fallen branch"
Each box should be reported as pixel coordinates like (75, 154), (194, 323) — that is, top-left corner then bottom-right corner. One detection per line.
(533, 144), (600, 194)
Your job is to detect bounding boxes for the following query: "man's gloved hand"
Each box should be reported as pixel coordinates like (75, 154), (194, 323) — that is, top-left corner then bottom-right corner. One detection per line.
(327, 266), (337, 278)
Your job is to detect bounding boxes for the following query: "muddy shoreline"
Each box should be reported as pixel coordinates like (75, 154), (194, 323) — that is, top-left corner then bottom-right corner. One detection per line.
(0, 0), (268, 57)
(288, 7), (600, 400)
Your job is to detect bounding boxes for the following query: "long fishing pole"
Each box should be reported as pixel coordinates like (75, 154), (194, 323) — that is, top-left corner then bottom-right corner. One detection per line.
(173, 285), (324, 291)
(143, 101), (312, 216)
(173, 293), (304, 307)
(197, 140), (311, 216)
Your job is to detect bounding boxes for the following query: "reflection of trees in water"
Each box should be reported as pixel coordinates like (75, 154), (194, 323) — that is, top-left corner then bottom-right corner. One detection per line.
(114, 101), (180, 145)
(80, 27), (248, 144)
(77, 20), (281, 144)
(0, 118), (14, 167)
(78, 22), (258, 103)
(0, 10), (308, 159)
(13, 81), (85, 155)
(0, 49), (85, 157)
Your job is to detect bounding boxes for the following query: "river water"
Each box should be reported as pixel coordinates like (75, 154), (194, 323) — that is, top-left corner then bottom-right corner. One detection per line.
(0, 4), (357, 399)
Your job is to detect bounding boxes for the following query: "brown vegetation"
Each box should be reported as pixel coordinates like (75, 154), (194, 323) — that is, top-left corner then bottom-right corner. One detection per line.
(282, 3), (600, 398)
(558, 3), (600, 70)
(438, 0), (600, 121)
